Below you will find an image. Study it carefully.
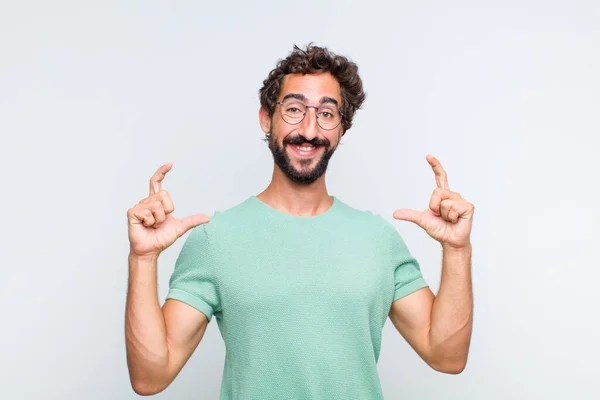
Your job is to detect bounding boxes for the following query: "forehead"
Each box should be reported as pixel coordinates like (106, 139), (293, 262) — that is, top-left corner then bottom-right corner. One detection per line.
(279, 72), (341, 104)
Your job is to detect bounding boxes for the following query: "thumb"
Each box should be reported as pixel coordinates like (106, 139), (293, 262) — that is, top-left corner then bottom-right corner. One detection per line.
(393, 208), (423, 226)
(178, 214), (211, 236)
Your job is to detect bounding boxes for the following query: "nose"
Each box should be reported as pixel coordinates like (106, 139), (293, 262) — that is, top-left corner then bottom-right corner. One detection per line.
(297, 106), (320, 140)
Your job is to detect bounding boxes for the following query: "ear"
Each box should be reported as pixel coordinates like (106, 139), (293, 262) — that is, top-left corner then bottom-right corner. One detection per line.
(259, 107), (272, 134)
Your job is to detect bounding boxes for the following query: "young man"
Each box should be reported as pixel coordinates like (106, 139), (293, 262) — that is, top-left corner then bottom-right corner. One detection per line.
(125, 44), (475, 399)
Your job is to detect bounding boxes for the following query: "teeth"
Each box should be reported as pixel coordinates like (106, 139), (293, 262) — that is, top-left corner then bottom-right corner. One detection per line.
(295, 145), (314, 151)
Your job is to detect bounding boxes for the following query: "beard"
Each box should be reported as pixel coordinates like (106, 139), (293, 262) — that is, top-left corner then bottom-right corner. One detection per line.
(267, 131), (337, 185)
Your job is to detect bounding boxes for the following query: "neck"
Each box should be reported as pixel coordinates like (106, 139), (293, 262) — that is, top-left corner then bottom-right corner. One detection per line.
(256, 166), (333, 217)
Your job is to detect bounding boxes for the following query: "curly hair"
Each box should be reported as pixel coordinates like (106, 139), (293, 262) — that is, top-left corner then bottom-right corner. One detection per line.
(259, 44), (366, 134)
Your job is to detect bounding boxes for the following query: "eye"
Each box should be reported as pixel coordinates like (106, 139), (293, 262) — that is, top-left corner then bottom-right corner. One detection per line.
(319, 111), (333, 120)
(286, 107), (302, 114)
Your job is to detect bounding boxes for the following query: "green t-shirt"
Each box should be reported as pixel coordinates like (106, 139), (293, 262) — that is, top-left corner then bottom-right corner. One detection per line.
(166, 195), (428, 399)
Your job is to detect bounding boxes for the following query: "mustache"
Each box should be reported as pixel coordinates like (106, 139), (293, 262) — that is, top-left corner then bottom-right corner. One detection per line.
(283, 135), (330, 148)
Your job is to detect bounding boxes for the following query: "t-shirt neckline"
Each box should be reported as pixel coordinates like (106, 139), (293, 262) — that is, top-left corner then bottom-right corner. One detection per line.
(249, 195), (339, 221)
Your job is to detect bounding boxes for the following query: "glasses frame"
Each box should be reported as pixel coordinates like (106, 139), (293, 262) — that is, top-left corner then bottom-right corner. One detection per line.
(275, 100), (344, 131)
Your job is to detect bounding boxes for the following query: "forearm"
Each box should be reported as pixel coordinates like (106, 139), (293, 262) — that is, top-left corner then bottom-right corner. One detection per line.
(428, 244), (473, 372)
(125, 253), (170, 392)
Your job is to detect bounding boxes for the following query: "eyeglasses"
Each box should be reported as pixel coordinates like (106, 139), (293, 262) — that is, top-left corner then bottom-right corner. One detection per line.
(275, 98), (344, 131)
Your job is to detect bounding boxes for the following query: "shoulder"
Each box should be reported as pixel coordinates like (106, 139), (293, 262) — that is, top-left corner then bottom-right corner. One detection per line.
(193, 196), (256, 239)
(207, 196), (254, 223)
(336, 199), (415, 260)
(333, 197), (397, 236)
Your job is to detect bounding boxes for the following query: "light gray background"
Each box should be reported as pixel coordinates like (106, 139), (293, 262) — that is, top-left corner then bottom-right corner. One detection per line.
(1, 1), (598, 399)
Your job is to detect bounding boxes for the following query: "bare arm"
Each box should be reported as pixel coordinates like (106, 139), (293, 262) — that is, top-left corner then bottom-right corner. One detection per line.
(125, 253), (209, 395)
(388, 244), (473, 374)
(125, 163), (211, 395)
(391, 155), (474, 374)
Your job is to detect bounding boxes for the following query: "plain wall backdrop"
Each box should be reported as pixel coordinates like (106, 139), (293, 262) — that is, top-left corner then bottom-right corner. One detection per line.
(1, 0), (598, 399)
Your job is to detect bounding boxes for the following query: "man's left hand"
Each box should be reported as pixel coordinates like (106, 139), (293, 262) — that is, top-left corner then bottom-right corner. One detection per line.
(393, 155), (475, 250)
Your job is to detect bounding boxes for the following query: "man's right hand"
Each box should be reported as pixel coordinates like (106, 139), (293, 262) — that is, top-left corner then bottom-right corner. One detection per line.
(127, 162), (211, 258)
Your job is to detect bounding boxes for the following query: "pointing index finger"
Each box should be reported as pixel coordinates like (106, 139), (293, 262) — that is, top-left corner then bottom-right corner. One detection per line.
(426, 154), (449, 190)
(150, 162), (173, 195)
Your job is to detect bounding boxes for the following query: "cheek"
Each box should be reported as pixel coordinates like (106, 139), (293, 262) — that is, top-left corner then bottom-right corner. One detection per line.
(272, 118), (295, 140)
(330, 129), (342, 146)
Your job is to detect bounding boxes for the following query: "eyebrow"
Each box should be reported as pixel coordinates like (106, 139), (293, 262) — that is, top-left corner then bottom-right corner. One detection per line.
(282, 93), (339, 107)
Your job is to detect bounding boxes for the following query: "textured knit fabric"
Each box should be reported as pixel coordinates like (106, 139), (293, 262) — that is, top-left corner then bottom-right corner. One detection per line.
(166, 195), (428, 400)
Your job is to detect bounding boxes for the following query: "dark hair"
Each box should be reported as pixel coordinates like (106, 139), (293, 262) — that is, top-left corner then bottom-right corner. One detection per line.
(259, 43), (366, 134)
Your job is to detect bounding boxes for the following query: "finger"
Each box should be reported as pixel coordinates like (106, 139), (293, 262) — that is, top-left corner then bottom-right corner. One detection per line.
(149, 162), (173, 196)
(176, 214), (211, 237)
(150, 201), (167, 227)
(140, 190), (175, 213)
(159, 190), (175, 215)
(134, 207), (156, 227)
(441, 199), (474, 223)
(392, 208), (424, 227)
(454, 200), (475, 220)
(429, 188), (461, 216)
(426, 154), (449, 190)
(440, 199), (458, 223)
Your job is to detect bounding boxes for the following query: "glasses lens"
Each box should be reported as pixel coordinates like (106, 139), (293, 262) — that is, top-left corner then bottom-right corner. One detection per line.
(280, 99), (306, 125)
(316, 105), (341, 130)
(279, 99), (342, 130)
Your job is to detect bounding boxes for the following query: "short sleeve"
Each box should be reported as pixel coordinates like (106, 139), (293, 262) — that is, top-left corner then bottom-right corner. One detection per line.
(166, 224), (221, 321)
(381, 219), (429, 301)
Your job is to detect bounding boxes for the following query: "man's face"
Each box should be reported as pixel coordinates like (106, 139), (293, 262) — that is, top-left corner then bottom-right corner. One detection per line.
(260, 72), (344, 185)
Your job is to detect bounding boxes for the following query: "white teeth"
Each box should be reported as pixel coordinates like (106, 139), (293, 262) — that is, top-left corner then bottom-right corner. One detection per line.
(295, 145), (314, 151)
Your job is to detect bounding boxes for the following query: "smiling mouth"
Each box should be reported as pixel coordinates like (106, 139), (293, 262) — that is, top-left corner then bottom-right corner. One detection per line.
(287, 143), (322, 157)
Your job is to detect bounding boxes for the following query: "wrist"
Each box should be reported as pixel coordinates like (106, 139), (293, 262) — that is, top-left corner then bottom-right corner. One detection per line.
(441, 242), (472, 254)
(129, 251), (160, 264)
